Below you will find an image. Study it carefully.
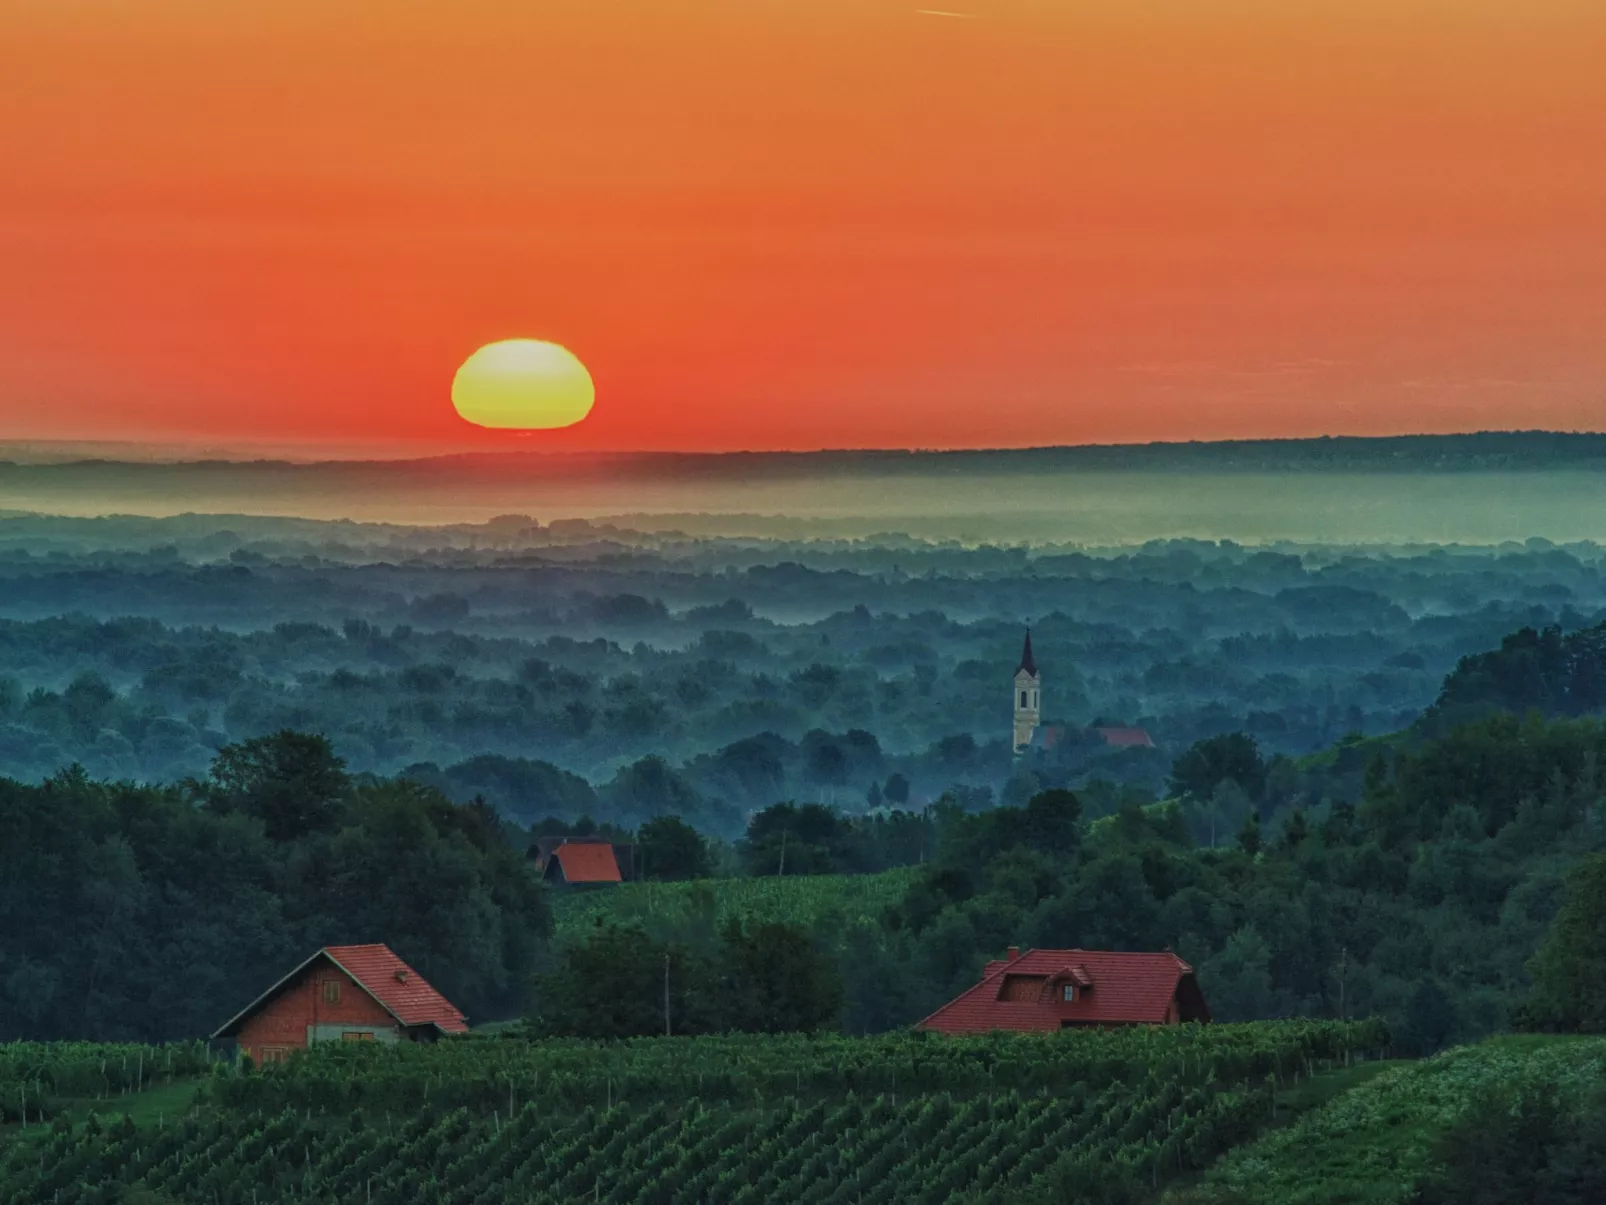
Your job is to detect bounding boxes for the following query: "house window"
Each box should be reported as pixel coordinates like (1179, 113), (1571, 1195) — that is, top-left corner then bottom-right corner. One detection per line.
(321, 979), (342, 1005)
(258, 1046), (290, 1064)
(1062, 985), (1076, 1002)
(342, 1031), (375, 1042)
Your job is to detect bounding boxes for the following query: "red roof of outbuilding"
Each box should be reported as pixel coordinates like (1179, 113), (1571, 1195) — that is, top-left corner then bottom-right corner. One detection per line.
(916, 948), (1207, 1033)
(211, 943), (467, 1038)
(549, 841), (622, 883)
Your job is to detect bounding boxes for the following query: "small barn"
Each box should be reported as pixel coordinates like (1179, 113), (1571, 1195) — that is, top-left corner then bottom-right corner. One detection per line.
(212, 944), (467, 1064)
(916, 947), (1210, 1034)
(541, 840), (624, 885)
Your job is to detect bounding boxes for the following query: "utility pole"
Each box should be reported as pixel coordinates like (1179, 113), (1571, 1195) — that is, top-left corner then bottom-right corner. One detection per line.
(1337, 946), (1348, 1021)
(778, 829), (787, 877)
(663, 953), (672, 1037)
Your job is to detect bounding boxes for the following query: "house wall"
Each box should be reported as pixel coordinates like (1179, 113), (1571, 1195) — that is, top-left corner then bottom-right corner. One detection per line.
(236, 960), (396, 1063)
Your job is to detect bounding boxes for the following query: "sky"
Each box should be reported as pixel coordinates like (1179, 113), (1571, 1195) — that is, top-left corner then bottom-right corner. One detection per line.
(2, 0), (1604, 453)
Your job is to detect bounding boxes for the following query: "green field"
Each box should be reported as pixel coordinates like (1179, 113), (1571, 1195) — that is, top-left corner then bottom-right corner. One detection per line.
(22, 1025), (1592, 1205)
(550, 867), (920, 937)
(0, 1041), (212, 1128)
(0, 1022), (1386, 1204)
(1171, 1035), (1606, 1205)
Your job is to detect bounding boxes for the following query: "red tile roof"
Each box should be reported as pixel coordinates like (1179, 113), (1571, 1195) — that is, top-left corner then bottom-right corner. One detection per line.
(916, 948), (1208, 1033)
(548, 841), (622, 883)
(324, 944), (468, 1033)
(212, 943), (467, 1038)
(1095, 726), (1155, 748)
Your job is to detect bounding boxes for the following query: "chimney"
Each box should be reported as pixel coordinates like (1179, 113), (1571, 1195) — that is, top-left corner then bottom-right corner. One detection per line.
(1006, 946), (1020, 962)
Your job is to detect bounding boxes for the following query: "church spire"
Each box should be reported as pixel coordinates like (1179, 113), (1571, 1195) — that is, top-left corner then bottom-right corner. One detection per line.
(1012, 628), (1041, 752)
(1018, 629), (1038, 678)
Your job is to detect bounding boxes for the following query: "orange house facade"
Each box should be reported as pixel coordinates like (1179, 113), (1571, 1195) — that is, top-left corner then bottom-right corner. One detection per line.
(213, 944), (468, 1064)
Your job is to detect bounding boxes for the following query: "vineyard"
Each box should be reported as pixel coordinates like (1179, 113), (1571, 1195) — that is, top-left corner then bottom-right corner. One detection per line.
(1179, 1034), (1606, 1205)
(0, 1041), (212, 1127)
(549, 868), (919, 938)
(0, 1022), (1390, 1204)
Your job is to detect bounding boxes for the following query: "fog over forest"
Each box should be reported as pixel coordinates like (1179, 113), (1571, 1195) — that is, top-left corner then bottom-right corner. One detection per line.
(3, 440), (1605, 838)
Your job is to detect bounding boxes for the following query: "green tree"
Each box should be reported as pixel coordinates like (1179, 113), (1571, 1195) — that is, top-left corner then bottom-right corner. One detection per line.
(1400, 977), (1458, 1053)
(1201, 926), (1276, 1021)
(532, 924), (712, 1038)
(1526, 853), (1606, 1032)
(603, 756), (710, 829)
(717, 919), (845, 1033)
(1023, 788), (1082, 859)
(206, 730), (350, 841)
(1236, 810), (1262, 856)
(743, 803), (842, 875)
(1169, 732), (1267, 802)
(638, 815), (711, 881)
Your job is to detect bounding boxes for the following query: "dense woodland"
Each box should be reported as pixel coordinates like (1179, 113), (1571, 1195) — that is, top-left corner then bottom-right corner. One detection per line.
(7, 539), (1606, 1049)
(0, 511), (1602, 835)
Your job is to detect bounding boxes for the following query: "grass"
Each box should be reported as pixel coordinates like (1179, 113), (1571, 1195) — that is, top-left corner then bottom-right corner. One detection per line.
(1271, 1058), (1404, 1118)
(550, 865), (919, 937)
(1, 1078), (204, 1147)
(1164, 1034), (1606, 1205)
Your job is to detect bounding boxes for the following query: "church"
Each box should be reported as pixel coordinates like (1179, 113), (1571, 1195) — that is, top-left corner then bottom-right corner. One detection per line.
(1011, 631), (1154, 753)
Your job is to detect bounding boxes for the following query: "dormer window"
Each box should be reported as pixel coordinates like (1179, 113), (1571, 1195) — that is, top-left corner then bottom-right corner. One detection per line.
(1062, 984), (1076, 1002)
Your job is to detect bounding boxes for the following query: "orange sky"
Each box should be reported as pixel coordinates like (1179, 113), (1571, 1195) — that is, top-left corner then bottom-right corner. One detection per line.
(2, 0), (1604, 452)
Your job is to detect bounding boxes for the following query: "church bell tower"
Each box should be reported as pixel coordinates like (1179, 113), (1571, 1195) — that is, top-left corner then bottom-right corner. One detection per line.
(1012, 630), (1041, 752)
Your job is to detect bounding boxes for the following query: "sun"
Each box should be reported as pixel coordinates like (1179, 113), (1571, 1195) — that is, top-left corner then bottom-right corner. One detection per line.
(451, 339), (595, 430)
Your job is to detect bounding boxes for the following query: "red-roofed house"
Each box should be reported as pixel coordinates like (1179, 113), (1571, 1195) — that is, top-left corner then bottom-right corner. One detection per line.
(212, 944), (467, 1063)
(1035, 725), (1156, 752)
(916, 947), (1210, 1034)
(543, 840), (624, 884)
(1093, 727), (1156, 749)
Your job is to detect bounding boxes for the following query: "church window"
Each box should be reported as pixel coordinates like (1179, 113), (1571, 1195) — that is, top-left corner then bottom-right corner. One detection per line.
(1020, 690), (1028, 708)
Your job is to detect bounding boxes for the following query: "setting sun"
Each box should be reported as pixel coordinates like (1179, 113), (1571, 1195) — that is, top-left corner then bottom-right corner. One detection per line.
(450, 340), (595, 430)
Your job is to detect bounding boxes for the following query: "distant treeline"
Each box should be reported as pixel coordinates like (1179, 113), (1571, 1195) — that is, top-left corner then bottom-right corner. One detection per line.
(9, 430), (1606, 482)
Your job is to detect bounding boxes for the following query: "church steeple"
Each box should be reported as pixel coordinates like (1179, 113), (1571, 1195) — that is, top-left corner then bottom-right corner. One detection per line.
(1018, 630), (1038, 678)
(1012, 629), (1041, 752)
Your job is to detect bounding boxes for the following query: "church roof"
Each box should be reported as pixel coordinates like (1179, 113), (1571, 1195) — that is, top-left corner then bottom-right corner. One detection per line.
(1018, 631), (1038, 677)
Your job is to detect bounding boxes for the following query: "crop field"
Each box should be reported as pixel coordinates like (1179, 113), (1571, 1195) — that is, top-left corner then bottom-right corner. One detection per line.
(1177, 1034), (1606, 1205)
(0, 1022), (1388, 1204)
(0, 1041), (212, 1126)
(549, 868), (920, 938)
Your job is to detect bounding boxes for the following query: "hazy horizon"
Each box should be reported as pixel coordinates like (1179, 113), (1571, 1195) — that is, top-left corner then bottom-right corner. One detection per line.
(4, 463), (1605, 546)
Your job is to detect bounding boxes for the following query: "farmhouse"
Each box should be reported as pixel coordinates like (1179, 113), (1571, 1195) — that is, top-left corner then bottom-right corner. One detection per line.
(212, 944), (467, 1063)
(916, 947), (1210, 1034)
